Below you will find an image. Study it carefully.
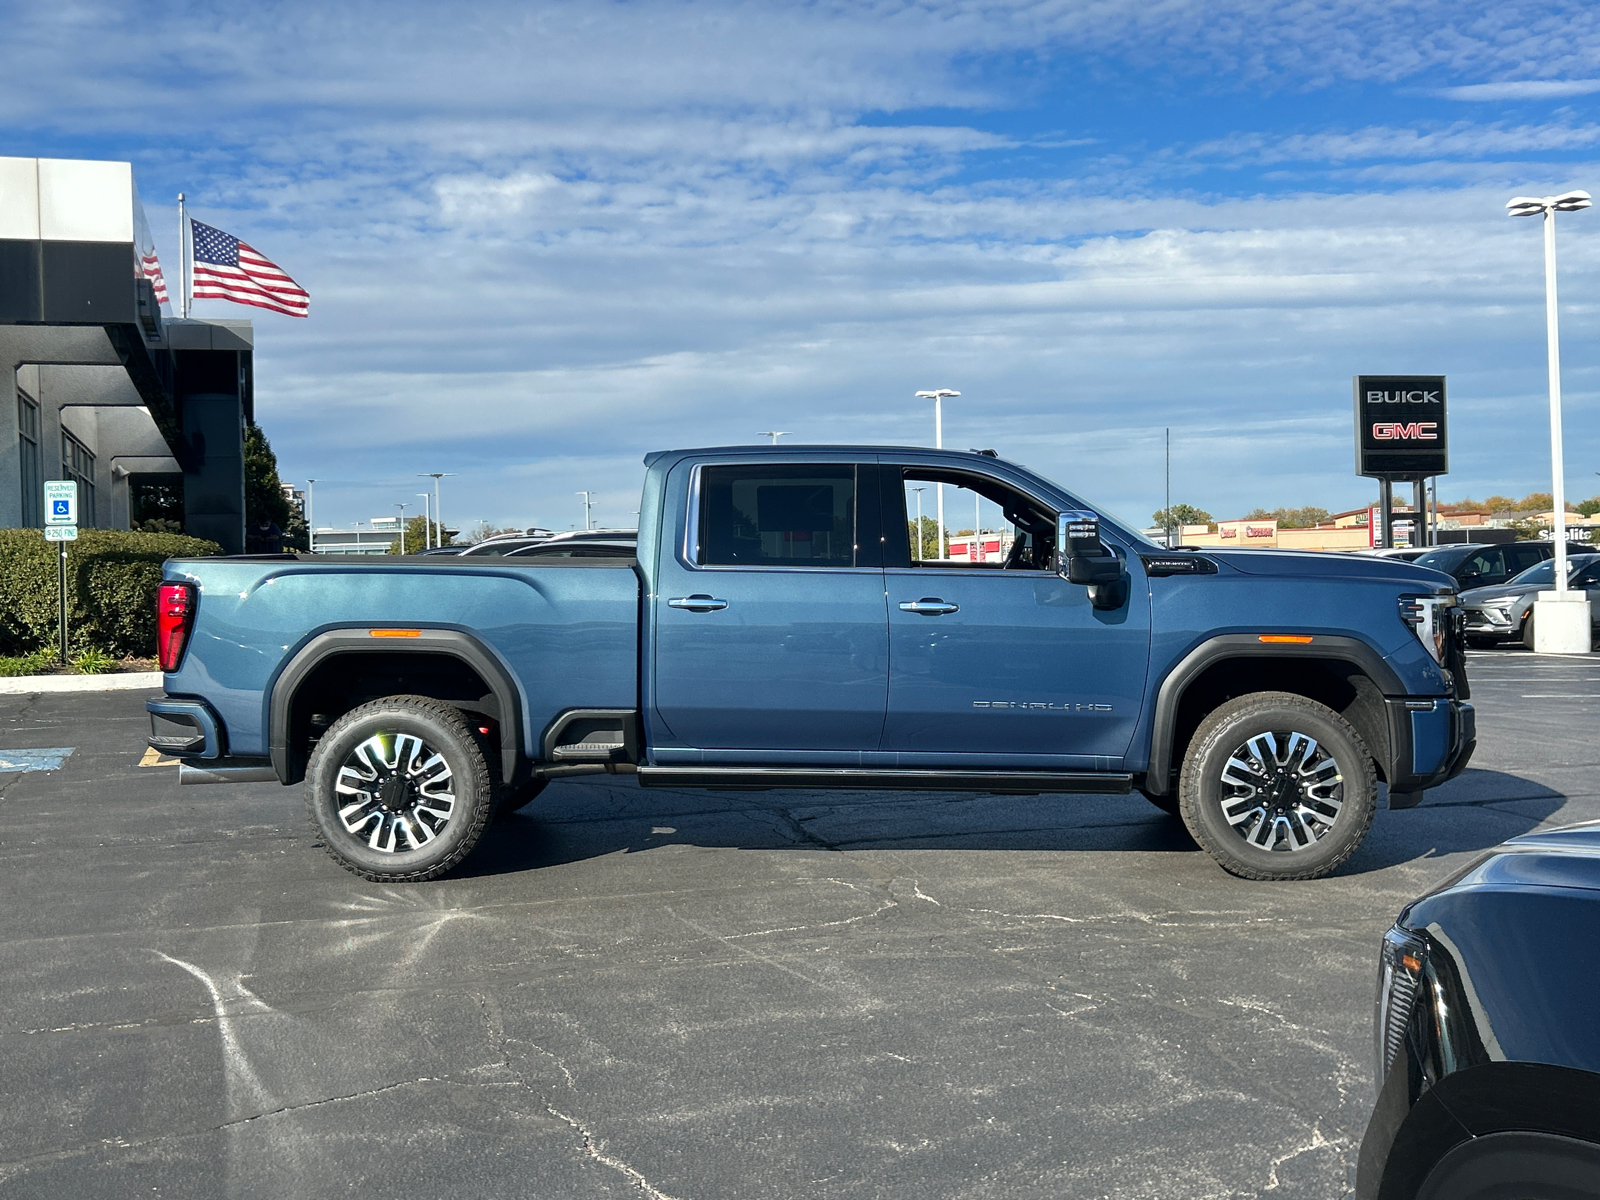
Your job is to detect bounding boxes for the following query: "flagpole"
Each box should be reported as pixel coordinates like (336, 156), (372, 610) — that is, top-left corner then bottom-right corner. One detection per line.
(177, 193), (188, 318)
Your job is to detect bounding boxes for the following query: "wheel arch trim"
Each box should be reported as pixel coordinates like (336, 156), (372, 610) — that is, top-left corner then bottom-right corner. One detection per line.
(1144, 633), (1404, 796)
(268, 627), (524, 785)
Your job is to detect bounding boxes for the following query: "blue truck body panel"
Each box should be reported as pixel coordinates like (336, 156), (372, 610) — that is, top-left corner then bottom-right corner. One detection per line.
(161, 559), (638, 759)
(156, 444), (1472, 800)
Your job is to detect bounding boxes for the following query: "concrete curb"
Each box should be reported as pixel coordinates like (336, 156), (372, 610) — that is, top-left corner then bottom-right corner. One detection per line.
(0, 672), (163, 695)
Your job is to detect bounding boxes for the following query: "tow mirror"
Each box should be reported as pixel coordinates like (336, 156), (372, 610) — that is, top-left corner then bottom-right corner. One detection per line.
(1057, 510), (1125, 609)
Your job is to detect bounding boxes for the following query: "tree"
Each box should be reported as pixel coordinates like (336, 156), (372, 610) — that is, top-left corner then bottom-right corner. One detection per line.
(1576, 497), (1600, 518)
(1152, 504), (1212, 529)
(1483, 495), (1518, 513)
(906, 516), (940, 559)
(387, 514), (453, 554)
(1240, 506), (1329, 529)
(243, 423), (307, 550)
(1516, 492), (1554, 513)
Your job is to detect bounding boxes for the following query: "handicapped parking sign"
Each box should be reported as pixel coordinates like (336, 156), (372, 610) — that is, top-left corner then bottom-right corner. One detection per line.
(44, 481), (76, 527)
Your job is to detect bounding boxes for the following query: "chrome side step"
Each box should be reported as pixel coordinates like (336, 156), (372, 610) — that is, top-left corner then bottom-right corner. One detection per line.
(635, 766), (1133, 795)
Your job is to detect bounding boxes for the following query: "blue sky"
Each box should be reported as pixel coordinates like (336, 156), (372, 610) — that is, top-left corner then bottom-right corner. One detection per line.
(6, 1), (1600, 532)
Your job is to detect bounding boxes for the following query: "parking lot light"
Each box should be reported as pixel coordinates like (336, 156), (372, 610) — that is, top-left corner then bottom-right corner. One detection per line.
(1508, 189), (1592, 651)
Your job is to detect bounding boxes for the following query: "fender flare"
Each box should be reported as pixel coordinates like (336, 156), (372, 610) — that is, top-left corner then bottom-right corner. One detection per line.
(1144, 633), (1404, 795)
(268, 628), (524, 784)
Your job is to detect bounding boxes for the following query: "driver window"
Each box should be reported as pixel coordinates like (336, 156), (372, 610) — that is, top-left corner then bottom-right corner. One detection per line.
(1464, 548), (1505, 583)
(899, 469), (1054, 570)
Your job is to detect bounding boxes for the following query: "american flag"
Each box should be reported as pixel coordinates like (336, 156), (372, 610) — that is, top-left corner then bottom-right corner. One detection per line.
(190, 219), (310, 317)
(139, 250), (169, 306)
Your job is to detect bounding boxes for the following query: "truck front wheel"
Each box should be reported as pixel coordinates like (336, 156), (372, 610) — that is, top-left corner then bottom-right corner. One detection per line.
(304, 695), (494, 882)
(1178, 692), (1376, 881)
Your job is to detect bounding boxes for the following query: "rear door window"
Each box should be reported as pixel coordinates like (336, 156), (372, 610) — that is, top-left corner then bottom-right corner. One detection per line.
(697, 465), (861, 567)
(1506, 544), (1549, 575)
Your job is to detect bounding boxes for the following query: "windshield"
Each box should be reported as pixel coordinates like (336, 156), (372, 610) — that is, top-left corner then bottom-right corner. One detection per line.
(1509, 554), (1600, 586)
(1412, 548), (1460, 572)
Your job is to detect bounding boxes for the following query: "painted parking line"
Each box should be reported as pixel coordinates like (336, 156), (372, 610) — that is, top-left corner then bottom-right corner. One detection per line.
(139, 747), (179, 767)
(0, 748), (75, 772)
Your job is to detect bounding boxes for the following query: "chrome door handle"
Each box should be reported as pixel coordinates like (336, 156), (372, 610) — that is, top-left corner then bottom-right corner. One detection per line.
(668, 594), (729, 612)
(899, 597), (959, 616)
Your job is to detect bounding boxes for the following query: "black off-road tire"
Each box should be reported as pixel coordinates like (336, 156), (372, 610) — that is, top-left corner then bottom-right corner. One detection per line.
(496, 777), (549, 819)
(305, 695), (494, 882)
(1464, 635), (1498, 650)
(1178, 691), (1377, 881)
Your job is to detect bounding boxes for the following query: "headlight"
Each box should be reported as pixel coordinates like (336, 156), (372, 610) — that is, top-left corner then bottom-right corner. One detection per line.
(1481, 604), (1513, 627)
(1375, 925), (1430, 1085)
(1398, 594), (1454, 663)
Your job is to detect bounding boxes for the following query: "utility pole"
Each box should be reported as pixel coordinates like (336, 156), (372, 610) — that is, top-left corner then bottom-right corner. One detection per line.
(1165, 428), (1172, 548)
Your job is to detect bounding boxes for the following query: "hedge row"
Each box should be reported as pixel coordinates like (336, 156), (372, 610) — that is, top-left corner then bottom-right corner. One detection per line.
(0, 529), (221, 658)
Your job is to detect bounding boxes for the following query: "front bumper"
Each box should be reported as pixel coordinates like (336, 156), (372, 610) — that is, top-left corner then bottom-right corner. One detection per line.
(1384, 698), (1475, 805)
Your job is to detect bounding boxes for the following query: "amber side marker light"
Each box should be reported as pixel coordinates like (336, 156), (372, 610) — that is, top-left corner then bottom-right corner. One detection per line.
(1258, 634), (1314, 644)
(1402, 953), (1424, 972)
(369, 629), (422, 638)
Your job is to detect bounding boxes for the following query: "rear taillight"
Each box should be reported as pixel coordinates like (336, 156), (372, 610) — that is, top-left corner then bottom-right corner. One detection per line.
(157, 583), (196, 672)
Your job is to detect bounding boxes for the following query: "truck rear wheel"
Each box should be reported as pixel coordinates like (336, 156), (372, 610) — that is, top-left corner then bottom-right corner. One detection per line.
(1178, 691), (1376, 881)
(304, 695), (494, 882)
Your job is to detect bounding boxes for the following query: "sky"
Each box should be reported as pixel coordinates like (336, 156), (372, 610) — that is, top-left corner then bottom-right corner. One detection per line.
(6, 0), (1600, 533)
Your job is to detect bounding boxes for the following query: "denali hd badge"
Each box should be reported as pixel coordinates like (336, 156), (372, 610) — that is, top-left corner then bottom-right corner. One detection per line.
(973, 701), (1113, 711)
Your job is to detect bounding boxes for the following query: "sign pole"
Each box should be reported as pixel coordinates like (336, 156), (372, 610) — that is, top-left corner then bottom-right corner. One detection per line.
(58, 542), (67, 665)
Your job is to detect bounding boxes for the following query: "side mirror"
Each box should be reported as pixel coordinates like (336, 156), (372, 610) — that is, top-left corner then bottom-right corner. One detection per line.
(1057, 510), (1126, 609)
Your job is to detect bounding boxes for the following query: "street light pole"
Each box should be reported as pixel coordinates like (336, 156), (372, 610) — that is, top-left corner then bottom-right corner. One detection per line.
(1508, 188), (1592, 650)
(417, 493), (433, 549)
(577, 491), (593, 530)
(418, 473), (454, 547)
(915, 389), (959, 558)
(396, 503), (408, 554)
(760, 431), (790, 444)
(306, 478), (317, 554)
(910, 486), (926, 561)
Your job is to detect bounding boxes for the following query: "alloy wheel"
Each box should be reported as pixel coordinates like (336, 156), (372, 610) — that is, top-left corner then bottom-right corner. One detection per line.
(1217, 730), (1343, 852)
(333, 732), (457, 853)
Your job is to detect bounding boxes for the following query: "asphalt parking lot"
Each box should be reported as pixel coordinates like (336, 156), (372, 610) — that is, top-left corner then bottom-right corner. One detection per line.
(1, 649), (1596, 1200)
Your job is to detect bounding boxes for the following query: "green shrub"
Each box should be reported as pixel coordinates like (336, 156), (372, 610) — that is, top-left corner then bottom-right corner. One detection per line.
(0, 529), (221, 659)
(0, 648), (56, 677)
(70, 647), (120, 674)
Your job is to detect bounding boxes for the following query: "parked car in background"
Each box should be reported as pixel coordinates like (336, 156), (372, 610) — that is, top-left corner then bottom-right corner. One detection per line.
(504, 529), (637, 559)
(1363, 548), (1432, 563)
(455, 529), (555, 556)
(1459, 553), (1600, 648)
(1357, 821), (1600, 1199)
(1409, 542), (1583, 592)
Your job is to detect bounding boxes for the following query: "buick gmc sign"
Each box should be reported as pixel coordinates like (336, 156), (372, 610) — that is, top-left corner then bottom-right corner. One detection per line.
(1353, 375), (1448, 477)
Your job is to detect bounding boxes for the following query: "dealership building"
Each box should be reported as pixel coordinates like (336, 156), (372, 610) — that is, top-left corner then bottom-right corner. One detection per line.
(1, 156), (252, 553)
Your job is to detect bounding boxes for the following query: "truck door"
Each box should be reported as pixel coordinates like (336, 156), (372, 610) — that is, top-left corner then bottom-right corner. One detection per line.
(880, 463), (1151, 764)
(650, 460), (889, 755)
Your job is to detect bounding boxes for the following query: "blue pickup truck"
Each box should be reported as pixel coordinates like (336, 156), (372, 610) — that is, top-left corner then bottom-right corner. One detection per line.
(148, 445), (1474, 883)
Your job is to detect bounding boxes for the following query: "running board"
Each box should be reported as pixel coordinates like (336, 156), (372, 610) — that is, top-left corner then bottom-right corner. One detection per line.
(635, 766), (1133, 795)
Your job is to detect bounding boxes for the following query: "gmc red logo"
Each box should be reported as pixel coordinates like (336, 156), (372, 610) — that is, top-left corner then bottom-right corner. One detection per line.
(1372, 422), (1438, 441)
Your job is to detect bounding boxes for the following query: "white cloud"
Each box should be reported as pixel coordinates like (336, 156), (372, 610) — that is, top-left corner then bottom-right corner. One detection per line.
(1438, 80), (1600, 101)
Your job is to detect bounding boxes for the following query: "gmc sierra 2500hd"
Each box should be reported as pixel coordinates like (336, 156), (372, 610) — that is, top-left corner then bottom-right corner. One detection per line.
(148, 445), (1474, 882)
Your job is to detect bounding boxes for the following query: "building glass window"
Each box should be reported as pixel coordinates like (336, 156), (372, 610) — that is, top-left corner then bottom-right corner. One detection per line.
(17, 392), (41, 527)
(60, 427), (96, 527)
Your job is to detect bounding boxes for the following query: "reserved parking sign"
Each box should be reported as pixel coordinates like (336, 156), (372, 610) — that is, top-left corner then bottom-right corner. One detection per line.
(44, 480), (77, 527)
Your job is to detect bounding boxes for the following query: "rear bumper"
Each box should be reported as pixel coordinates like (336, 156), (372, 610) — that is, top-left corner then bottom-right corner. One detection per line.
(147, 697), (223, 759)
(1385, 698), (1474, 805)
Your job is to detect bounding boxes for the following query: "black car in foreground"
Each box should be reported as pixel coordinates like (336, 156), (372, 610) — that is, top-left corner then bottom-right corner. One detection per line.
(1357, 821), (1600, 1198)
